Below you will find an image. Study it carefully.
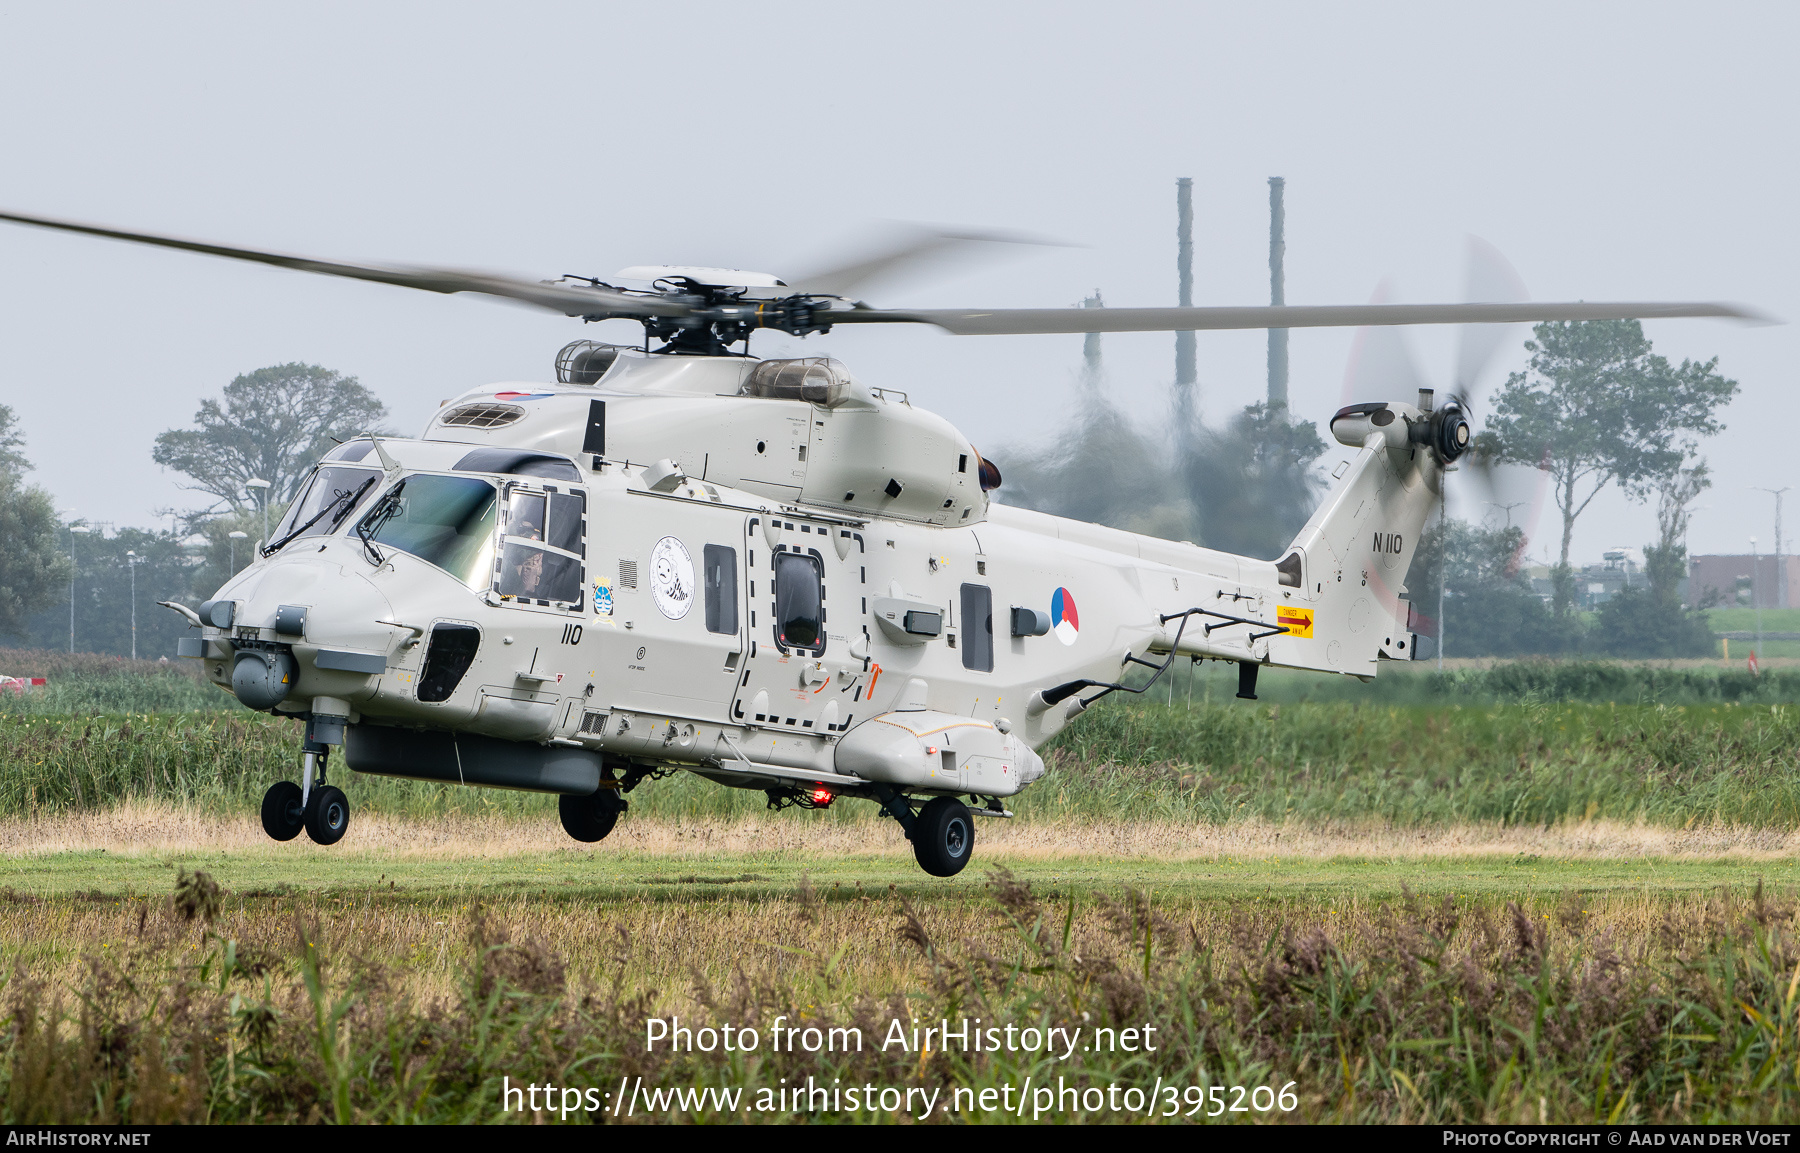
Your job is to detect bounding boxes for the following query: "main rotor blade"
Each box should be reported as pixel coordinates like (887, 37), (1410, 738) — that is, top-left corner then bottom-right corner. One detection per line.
(828, 300), (1773, 335)
(784, 225), (1060, 300)
(0, 208), (684, 320)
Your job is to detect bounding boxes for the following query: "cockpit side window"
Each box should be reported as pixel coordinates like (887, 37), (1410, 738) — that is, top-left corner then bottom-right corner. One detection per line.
(495, 483), (586, 606)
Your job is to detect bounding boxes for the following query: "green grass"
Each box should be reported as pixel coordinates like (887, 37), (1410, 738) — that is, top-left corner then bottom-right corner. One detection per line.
(9, 695), (1800, 828)
(6, 865), (1800, 1123)
(0, 647), (230, 714)
(1708, 607), (1800, 633)
(11, 682), (1800, 1122)
(2, 841), (1793, 901)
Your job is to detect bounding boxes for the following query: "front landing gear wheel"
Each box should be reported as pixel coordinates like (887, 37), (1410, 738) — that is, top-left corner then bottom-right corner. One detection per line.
(913, 796), (975, 877)
(559, 790), (624, 843)
(304, 785), (350, 845)
(260, 781), (305, 842)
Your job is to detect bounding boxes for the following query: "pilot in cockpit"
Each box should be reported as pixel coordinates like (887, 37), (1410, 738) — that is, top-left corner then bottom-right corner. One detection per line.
(505, 512), (546, 596)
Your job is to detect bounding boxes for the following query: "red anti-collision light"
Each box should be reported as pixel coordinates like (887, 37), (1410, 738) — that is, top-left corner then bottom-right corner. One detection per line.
(811, 787), (833, 806)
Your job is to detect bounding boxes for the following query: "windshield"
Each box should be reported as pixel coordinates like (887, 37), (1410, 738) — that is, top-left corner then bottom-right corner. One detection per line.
(361, 474), (497, 589)
(267, 466), (382, 549)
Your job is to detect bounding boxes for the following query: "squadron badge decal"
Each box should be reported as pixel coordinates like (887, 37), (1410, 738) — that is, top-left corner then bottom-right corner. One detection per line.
(649, 536), (694, 620)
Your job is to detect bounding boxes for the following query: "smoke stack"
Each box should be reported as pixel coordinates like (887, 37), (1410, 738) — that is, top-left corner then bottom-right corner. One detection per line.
(1267, 176), (1288, 408)
(1175, 177), (1195, 410)
(1081, 289), (1104, 383)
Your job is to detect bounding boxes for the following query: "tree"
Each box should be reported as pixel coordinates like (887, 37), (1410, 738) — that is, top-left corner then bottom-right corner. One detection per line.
(0, 405), (71, 641)
(21, 524), (200, 658)
(1586, 462), (1717, 659)
(1409, 517), (1566, 657)
(1645, 462), (1709, 610)
(152, 364), (390, 511)
(1184, 402), (1328, 558)
(1482, 320), (1737, 616)
(0, 403), (29, 479)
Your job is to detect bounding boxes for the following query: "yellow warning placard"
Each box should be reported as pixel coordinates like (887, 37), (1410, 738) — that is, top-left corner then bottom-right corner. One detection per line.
(1276, 606), (1314, 638)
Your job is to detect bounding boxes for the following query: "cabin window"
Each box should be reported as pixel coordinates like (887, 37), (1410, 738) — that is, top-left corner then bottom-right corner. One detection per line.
(960, 583), (993, 672)
(774, 551), (825, 655)
(705, 544), (739, 635)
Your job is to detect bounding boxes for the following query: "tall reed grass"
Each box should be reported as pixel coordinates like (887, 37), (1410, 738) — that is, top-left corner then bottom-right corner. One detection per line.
(3, 699), (1797, 828)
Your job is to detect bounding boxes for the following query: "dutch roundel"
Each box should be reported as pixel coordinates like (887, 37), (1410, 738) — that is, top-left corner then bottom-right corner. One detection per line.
(1050, 587), (1079, 646)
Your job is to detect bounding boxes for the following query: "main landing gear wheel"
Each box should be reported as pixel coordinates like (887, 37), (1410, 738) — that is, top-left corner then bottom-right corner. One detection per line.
(559, 789), (625, 843)
(260, 781), (305, 842)
(304, 785), (350, 846)
(913, 796), (975, 877)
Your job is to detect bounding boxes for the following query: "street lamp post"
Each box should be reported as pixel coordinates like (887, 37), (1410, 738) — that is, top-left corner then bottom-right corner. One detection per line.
(228, 530), (248, 574)
(67, 524), (90, 653)
(1753, 487), (1790, 610)
(246, 479), (272, 546)
(125, 551), (145, 660)
(1752, 537), (1764, 661)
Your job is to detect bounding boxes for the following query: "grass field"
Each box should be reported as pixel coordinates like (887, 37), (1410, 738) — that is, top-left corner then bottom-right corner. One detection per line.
(6, 676), (1800, 1124)
(3, 813), (1800, 1124)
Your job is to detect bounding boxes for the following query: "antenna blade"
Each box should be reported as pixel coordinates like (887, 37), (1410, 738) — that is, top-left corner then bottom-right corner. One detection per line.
(828, 300), (1775, 335)
(0, 208), (679, 320)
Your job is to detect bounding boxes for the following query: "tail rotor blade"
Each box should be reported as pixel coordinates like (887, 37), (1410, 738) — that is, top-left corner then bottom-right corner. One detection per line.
(1452, 236), (1532, 401)
(1341, 279), (1432, 405)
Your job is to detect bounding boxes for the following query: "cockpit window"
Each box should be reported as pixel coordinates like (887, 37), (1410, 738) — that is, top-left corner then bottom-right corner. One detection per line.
(361, 474), (498, 590)
(495, 484), (585, 605)
(268, 466), (382, 546)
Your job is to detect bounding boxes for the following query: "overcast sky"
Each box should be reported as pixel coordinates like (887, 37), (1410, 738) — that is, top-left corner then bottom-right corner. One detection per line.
(2, 2), (1794, 565)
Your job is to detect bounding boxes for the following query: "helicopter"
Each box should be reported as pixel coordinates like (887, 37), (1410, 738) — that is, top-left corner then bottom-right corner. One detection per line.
(0, 208), (1762, 875)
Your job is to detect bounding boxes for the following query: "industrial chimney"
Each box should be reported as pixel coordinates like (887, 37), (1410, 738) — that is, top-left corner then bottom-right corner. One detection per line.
(1267, 176), (1288, 408)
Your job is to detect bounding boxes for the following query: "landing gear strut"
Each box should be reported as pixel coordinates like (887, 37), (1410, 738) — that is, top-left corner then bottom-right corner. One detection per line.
(260, 727), (352, 846)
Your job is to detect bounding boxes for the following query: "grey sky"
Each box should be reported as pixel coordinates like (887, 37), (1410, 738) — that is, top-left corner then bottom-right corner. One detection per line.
(1, 2), (1792, 565)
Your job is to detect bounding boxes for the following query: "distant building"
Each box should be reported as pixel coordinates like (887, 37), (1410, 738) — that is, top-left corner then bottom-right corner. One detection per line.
(1687, 554), (1800, 609)
(1528, 548), (1652, 608)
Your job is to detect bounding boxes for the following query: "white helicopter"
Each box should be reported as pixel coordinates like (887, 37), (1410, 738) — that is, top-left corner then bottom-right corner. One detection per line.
(0, 209), (1759, 875)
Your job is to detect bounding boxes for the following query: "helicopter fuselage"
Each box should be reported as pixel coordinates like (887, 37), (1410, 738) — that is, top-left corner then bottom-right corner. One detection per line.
(184, 348), (1444, 864)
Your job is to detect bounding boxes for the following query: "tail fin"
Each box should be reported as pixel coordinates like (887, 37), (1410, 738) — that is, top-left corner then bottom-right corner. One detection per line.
(1265, 398), (1461, 675)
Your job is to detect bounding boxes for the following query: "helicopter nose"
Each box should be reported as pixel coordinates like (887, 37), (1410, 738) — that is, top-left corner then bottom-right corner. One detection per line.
(221, 559), (395, 711)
